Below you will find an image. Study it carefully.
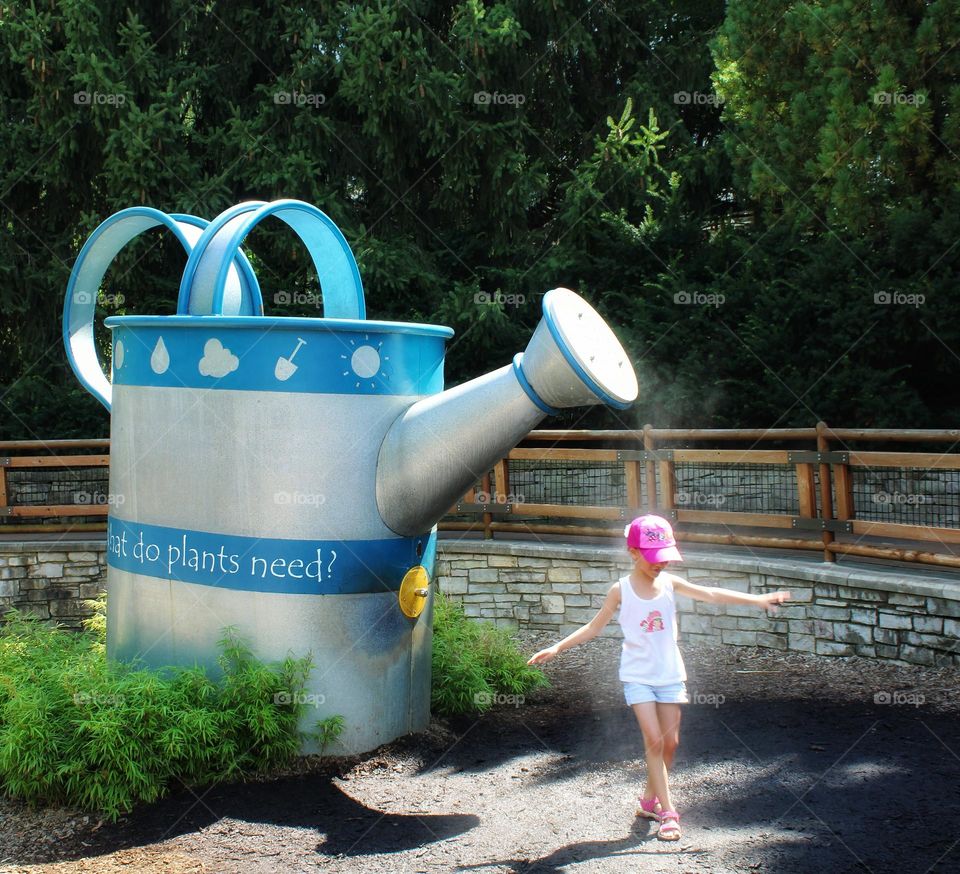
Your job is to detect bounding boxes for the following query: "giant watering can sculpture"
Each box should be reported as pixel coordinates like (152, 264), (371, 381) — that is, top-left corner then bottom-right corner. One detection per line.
(63, 199), (639, 754)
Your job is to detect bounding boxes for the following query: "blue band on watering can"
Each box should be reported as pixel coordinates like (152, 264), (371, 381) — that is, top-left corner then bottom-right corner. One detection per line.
(106, 516), (417, 595)
(541, 289), (633, 411)
(106, 315), (451, 396)
(62, 207), (262, 412)
(178, 199), (366, 321)
(512, 353), (560, 415)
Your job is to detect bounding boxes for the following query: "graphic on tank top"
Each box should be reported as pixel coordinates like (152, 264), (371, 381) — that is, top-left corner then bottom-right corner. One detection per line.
(639, 609), (665, 632)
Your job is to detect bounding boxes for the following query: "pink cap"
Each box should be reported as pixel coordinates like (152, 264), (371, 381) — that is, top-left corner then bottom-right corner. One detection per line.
(624, 514), (683, 563)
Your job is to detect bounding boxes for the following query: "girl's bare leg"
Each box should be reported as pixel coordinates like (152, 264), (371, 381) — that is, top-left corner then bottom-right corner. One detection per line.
(631, 702), (673, 812)
(656, 702), (682, 771)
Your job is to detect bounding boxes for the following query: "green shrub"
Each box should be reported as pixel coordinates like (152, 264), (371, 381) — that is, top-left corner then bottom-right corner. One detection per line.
(431, 593), (548, 716)
(0, 601), (331, 821)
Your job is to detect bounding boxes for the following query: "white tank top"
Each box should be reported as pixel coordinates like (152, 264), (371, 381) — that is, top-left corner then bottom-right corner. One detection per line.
(618, 573), (687, 685)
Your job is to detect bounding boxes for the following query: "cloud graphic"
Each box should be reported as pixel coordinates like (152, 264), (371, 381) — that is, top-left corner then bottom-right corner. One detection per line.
(198, 338), (239, 378)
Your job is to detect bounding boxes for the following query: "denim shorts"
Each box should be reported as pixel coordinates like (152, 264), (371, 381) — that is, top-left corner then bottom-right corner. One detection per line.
(623, 680), (689, 705)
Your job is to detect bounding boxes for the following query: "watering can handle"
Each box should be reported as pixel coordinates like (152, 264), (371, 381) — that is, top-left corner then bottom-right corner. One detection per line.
(62, 207), (262, 412)
(177, 199), (365, 320)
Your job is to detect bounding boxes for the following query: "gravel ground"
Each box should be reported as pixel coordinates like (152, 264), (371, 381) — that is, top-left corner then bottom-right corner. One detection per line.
(2, 632), (959, 874)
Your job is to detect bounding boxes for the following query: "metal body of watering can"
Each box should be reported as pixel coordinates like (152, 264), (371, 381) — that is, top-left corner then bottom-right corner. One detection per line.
(63, 199), (639, 755)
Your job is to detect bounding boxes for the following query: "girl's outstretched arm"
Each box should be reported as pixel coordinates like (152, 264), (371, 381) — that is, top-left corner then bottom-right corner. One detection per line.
(671, 575), (790, 610)
(527, 582), (621, 665)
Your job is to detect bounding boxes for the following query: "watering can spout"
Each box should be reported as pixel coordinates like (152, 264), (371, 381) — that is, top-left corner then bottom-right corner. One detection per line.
(375, 288), (639, 536)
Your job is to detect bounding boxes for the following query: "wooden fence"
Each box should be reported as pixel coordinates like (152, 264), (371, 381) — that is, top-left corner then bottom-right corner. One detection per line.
(441, 424), (960, 570)
(3, 425), (960, 569)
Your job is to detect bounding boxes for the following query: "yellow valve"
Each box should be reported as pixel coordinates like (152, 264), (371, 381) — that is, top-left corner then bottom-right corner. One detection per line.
(399, 565), (430, 618)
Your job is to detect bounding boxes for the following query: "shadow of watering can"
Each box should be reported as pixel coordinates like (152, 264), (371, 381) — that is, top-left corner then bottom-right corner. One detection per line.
(62, 199), (638, 754)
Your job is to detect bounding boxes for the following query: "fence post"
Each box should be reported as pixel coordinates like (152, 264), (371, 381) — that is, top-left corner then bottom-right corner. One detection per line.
(816, 421), (836, 562)
(643, 424), (657, 509)
(480, 471), (493, 539)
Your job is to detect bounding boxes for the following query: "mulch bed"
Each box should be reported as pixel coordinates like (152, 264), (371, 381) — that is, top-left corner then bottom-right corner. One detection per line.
(2, 632), (959, 873)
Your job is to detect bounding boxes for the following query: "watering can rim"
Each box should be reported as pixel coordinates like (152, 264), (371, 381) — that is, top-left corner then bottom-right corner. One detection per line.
(102, 314), (455, 339)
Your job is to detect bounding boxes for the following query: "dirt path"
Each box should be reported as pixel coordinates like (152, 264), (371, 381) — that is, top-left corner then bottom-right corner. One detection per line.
(2, 635), (959, 873)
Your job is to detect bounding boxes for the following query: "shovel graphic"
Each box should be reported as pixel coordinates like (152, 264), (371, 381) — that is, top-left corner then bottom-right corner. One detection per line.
(275, 337), (306, 381)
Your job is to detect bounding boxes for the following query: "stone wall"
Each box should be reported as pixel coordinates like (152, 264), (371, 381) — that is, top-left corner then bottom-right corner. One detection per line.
(435, 540), (960, 667)
(0, 542), (107, 628)
(2, 538), (958, 667)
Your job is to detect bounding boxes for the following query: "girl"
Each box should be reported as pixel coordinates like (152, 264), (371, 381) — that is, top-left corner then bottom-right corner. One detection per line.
(527, 514), (790, 841)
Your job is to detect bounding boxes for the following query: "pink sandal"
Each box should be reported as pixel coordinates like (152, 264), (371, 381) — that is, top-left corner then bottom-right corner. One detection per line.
(657, 810), (681, 841)
(636, 796), (661, 820)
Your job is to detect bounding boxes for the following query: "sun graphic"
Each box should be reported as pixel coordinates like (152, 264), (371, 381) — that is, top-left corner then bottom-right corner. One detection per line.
(341, 335), (389, 389)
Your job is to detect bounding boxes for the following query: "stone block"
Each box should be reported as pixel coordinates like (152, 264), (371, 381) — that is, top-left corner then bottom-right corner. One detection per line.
(580, 568), (615, 582)
(721, 629), (757, 646)
(878, 612), (912, 630)
(814, 584), (839, 598)
(789, 633), (816, 653)
(838, 586), (885, 602)
(564, 595), (592, 608)
(467, 583), (503, 594)
(810, 605), (851, 621)
(547, 567), (580, 583)
(926, 597), (960, 618)
(468, 568), (499, 583)
(850, 607), (878, 625)
(550, 583), (582, 594)
(888, 593), (926, 608)
(0, 580), (17, 597)
(899, 646), (935, 666)
(67, 552), (99, 562)
(875, 643), (900, 659)
(873, 627), (898, 645)
(37, 552), (69, 562)
(538, 595), (565, 614)
(488, 555), (518, 568)
(565, 607), (599, 624)
(32, 563), (64, 579)
(443, 578), (469, 595)
(452, 560), (486, 569)
(756, 632), (787, 650)
(786, 588), (814, 602)
(912, 616), (943, 633)
(517, 557), (551, 568)
(815, 640), (855, 656)
(502, 572), (546, 584)
(835, 624), (872, 645)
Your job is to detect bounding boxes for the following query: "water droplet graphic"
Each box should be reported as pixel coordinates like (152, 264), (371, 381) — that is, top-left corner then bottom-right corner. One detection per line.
(150, 337), (170, 374)
(114, 339), (125, 370)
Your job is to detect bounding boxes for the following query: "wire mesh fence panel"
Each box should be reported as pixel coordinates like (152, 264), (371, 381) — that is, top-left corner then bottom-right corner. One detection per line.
(851, 466), (960, 528)
(673, 462), (800, 516)
(506, 460), (627, 507)
(6, 468), (109, 507)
